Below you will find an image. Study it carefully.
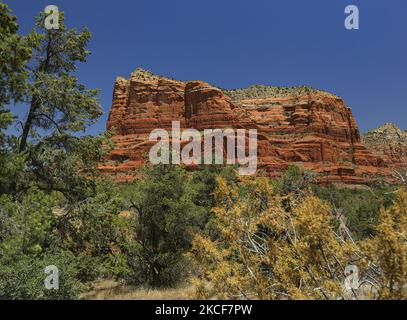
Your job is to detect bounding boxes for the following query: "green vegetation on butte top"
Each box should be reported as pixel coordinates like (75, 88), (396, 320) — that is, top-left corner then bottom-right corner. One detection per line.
(223, 84), (339, 101)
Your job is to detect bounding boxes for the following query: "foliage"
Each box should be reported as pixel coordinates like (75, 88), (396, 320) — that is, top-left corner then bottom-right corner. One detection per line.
(1, 6), (106, 199)
(18, 10), (102, 150)
(0, 4), (110, 299)
(274, 165), (316, 198)
(223, 85), (339, 101)
(0, 3), (405, 301)
(0, 2), (30, 196)
(0, 188), (81, 299)
(0, 250), (82, 300)
(0, 1), (31, 106)
(19, 133), (112, 201)
(0, 188), (58, 260)
(313, 184), (395, 239)
(122, 165), (209, 287)
(55, 178), (133, 281)
(361, 189), (407, 299)
(191, 176), (357, 300)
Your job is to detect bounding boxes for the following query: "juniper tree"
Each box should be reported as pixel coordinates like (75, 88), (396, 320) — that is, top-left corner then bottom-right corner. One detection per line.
(124, 165), (208, 287)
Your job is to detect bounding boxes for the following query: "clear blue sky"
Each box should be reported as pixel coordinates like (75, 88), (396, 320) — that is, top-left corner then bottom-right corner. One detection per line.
(6, 0), (407, 134)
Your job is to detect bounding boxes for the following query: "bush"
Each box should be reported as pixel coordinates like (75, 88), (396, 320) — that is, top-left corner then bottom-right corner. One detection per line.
(274, 165), (316, 197)
(0, 188), (58, 261)
(122, 165), (209, 287)
(313, 184), (395, 239)
(191, 176), (357, 300)
(0, 188), (82, 299)
(0, 250), (82, 300)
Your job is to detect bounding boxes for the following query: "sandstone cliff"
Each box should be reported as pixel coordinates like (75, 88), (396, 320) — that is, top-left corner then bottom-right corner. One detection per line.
(100, 68), (394, 184)
(362, 123), (407, 170)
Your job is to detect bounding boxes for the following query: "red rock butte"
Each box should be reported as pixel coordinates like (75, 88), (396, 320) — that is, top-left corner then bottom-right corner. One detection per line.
(99, 68), (398, 184)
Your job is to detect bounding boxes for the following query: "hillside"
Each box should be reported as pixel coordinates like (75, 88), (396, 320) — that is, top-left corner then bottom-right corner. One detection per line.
(362, 123), (407, 168)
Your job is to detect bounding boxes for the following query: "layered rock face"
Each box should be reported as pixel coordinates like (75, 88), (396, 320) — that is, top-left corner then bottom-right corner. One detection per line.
(362, 123), (407, 170)
(100, 68), (392, 183)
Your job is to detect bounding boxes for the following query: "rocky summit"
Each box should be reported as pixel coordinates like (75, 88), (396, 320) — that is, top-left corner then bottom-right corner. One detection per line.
(99, 68), (403, 184)
(362, 123), (407, 170)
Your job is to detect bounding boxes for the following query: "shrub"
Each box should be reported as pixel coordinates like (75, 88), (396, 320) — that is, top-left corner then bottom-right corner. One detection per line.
(0, 250), (82, 300)
(191, 176), (357, 299)
(313, 184), (395, 239)
(122, 165), (208, 287)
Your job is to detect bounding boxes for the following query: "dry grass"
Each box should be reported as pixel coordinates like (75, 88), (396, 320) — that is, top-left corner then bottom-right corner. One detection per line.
(81, 280), (196, 300)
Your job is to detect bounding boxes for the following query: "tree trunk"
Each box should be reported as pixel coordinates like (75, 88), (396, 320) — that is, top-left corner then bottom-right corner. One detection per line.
(19, 99), (38, 152)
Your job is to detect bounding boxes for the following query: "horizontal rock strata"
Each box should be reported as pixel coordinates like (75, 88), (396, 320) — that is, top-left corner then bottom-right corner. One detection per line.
(100, 68), (397, 184)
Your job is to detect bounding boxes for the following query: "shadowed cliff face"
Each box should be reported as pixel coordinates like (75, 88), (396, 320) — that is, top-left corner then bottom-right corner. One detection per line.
(100, 68), (395, 184)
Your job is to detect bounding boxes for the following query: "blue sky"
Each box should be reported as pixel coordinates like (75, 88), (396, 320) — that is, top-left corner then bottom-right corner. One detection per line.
(5, 0), (407, 134)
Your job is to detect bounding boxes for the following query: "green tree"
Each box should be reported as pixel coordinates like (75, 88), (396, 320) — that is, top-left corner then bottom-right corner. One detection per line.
(124, 165), (208, 287)
(0, 188), (81, 299)
(275, 165), (316, 197)
(0, 5), (111, 299)
(0, 2), (31, 106)
(0, 2), (31, 195)
(313, 184), (395, 239)
(18, 11), (102, 152)
(5, 8), (106, 199)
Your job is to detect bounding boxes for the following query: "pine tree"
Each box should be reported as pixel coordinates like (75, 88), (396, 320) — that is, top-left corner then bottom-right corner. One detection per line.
(3, 8), (106, 199)
(0, 2), (31, 194)
(0, 2), (31, 107)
